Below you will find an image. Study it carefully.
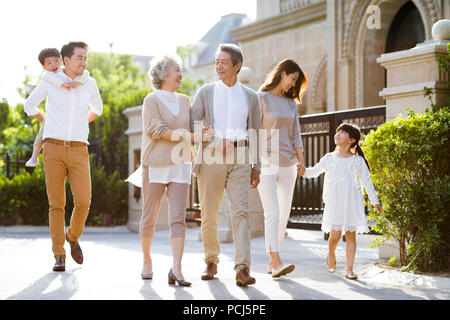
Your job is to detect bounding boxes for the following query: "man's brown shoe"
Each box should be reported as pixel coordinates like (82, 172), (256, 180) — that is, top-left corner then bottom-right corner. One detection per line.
(53, 256), (65, 272)
(201, 262), (217, 280)
(236, 268), (256, 287)
(66, 233), (83, 264)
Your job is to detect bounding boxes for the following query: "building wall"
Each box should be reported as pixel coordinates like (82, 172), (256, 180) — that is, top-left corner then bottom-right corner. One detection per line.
(239, 18), (328, 114)
(232, 0), (448, 114)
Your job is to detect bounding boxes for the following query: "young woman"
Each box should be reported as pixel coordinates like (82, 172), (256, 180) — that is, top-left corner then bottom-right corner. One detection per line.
(257, 58), (308, 278)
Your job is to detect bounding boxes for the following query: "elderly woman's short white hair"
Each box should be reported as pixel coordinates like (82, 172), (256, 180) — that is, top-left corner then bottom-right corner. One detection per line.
(148, 54), (182, 90)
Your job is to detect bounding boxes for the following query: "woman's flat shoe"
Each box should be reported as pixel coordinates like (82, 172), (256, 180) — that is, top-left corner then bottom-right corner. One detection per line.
(272, 264), (295, 278)
(345, 272), (358, 280)
(326, 255), (336, 273)
(168, 269), (191, 287)
(141, 273), (153, 280)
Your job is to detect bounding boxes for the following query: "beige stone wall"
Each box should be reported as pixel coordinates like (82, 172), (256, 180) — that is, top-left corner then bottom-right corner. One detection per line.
(257, 0), (280, 20)
(236, 18), (328, 114)
(232, 0), (447, 115)
(378, 41), (450, 121)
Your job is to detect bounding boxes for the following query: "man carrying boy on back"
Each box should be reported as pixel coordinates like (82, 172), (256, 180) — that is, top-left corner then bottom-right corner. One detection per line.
(24, 41), (103, 272)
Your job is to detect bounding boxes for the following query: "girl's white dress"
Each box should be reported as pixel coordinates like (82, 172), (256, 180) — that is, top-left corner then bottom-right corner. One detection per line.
(304, 152), (379, 234)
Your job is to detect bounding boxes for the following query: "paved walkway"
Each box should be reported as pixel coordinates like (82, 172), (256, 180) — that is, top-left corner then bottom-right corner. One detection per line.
(0, 226), (449, 300)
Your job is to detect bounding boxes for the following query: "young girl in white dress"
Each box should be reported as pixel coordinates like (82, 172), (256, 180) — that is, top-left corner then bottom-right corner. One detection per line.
(297, 123), (382, 280)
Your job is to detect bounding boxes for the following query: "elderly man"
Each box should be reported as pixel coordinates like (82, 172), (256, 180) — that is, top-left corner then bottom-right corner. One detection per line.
(191, 43), (261, 286)
(24, 41), (103, 272)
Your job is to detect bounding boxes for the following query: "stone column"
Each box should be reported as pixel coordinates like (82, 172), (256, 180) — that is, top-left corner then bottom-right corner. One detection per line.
(377, 20), (450, 121)
(326, 0), (337, 112)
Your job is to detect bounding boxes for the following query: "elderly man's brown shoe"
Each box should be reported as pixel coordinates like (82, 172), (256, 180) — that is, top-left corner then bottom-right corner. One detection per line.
(53, 256), (65, 272)
(201, 262), (217, 280)
(66, 233), (83, 264)
(236, 268), (256, 287)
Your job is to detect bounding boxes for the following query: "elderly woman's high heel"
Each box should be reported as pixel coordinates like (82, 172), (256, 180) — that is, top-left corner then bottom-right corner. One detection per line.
(168, 269), (191, 287)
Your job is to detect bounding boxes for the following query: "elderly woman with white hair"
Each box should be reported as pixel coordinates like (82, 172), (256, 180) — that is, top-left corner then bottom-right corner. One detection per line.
(137, 54), (211, 286)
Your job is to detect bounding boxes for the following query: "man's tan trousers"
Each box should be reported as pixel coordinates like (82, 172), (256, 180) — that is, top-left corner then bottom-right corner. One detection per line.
(197, 146), (252, 272)
(43, 142), (91, 258)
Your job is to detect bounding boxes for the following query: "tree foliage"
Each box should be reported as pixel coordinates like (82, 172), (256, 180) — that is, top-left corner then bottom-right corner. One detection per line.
(86, 50), (150, 176)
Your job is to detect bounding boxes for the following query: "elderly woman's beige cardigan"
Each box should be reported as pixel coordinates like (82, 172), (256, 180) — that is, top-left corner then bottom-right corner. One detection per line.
(140, 92), (191, 167)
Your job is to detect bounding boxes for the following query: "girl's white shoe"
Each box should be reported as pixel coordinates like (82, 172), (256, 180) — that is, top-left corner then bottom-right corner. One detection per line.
(25, 157), (39, 167)
(326, 255), (336, 273)
(345, 272), (358, 280)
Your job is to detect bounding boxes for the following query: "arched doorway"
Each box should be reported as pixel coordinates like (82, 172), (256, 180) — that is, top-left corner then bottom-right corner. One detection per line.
(385, 1), (426, 53)
(355, 0), (427, 108)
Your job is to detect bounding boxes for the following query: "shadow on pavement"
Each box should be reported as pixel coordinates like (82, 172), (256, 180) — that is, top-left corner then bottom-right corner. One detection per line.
(207, 279), (237, 300)
(7, 268), (80, 300)
(275, 277), (337, 300)
(139, 281), (163, 300)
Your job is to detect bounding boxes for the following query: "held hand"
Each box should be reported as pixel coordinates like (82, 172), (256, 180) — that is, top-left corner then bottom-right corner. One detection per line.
(296, 163), (306, 176)
(249, 169), (260, 188)
(69, 82), (81, 89)
(202, 126), (215, 142)
(375, 204), (382, 214)
(61, 82), (81, 90)
(61, 83), (72, 91)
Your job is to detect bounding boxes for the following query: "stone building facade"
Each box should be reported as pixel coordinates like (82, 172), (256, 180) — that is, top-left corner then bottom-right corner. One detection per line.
(183, 13), (252, 83)
(231, 0), (449, 115)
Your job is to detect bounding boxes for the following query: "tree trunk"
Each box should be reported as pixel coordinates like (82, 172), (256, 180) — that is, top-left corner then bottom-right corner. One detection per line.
(398, 235), (408, 266)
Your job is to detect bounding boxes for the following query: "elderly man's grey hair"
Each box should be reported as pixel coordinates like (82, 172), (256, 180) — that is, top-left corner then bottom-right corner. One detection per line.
(148, 54), (182, 90)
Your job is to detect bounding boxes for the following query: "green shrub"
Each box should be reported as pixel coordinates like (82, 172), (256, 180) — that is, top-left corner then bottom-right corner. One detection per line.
(0, 156), (128, 226)
(87, 161), (128, 226)
(0, 163), (48, 225)
(363, 108), (450, 272)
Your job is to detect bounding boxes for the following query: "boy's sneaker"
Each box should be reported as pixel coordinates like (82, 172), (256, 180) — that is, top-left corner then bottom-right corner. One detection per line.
(25, 157), (39, 167)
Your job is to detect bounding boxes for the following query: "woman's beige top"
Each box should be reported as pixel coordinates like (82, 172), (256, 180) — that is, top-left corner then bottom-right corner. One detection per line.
(141, 92), (191, 167)
(259, 91), (303, 167)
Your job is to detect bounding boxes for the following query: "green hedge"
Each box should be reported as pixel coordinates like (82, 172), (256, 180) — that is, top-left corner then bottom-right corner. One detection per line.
(0, 156), (128, 226)
(0, 164), (48, 225)
(363, 108), (450, 273)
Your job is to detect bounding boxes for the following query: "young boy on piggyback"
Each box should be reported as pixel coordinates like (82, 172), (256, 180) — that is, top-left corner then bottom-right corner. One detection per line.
(25, 48), (89, 167)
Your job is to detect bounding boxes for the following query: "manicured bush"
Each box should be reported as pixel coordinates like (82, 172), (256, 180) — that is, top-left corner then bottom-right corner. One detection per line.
(0, 163), (48, 225)
(363, 107), (450, 272)
(0, 156), (128, 226)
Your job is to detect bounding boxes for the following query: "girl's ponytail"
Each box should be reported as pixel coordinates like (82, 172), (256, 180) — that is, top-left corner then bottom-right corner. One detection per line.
(355, 144), (370, 171)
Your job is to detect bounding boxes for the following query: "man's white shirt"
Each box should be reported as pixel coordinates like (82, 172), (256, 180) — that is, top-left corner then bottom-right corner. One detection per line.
(213, 80), (248, 141)
(24, 71), (103, 144)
